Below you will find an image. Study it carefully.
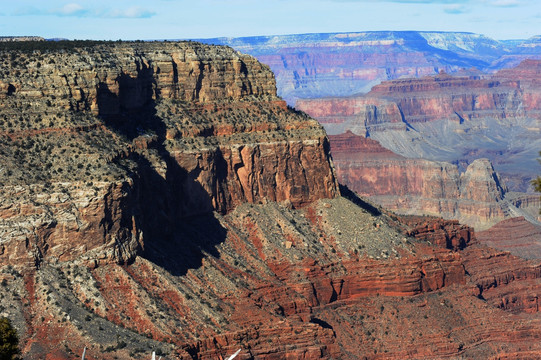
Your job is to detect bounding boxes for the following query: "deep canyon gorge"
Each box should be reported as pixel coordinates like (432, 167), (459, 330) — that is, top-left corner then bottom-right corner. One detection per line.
(0, 37), (539, 360)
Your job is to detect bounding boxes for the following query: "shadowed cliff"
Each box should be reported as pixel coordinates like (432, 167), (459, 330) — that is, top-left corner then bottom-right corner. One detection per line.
(0, 41), (540, 360)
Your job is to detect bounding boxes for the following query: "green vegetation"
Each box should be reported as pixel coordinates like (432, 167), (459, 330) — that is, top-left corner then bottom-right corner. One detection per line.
(0, 317), (19, 360)
(0, 40), (118, 53)
(533, 151), (541, 214)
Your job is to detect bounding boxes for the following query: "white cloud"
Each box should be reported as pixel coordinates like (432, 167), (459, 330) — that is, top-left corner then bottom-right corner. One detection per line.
(55, 3), (88, 17)
(490, 0), (520, 7)
(444, 4), (470, 14)
(13, 4), (156, 19)
(106, 7), (156, 19)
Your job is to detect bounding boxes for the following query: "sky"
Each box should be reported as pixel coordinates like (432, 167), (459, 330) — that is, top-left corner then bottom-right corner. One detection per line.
(0, 0), (540, 41)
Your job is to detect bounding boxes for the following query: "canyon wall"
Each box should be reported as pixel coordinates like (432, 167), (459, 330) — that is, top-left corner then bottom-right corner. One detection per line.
(328, 131), (539, 231)
(1, 40), (541, 360)
(297, 60), (541, 193)
(198, 31), (541, 105)
(0, 42), (338, 271)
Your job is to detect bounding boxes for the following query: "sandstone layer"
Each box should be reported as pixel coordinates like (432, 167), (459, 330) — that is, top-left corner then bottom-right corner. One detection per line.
(327, 131), (539, 231)
(296, 60), (541, 193)
(0, 40), (540, 360)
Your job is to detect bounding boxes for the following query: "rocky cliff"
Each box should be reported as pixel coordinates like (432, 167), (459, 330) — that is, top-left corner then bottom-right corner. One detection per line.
(0, 41), (338, 271)
(3, 195), (541, 359)
(1, 40), (541, 360)
(297, 60), (541, 193)
(197, 31), (541, 105)
(327, 131), (540, 231)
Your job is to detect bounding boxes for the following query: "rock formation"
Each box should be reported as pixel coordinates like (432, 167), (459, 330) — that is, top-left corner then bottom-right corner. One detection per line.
(327, 131), (539, 231)
(477, 217), (541, 259)
(0, 36), (45, 42)
(197, 31), (541, 105)
(0, 40), (540, 360)
(0, 41), (338, 270)
(297, 60), (541, 193)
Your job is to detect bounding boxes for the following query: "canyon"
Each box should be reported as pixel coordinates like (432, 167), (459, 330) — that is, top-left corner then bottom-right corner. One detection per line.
(199, 31), (541, 233)
(327, 131), (540, 231)
(0, 40), (540, 360)
(197, 31), (541, 105)
(295, 60), (541, 238)
(297, 60), (541, 194)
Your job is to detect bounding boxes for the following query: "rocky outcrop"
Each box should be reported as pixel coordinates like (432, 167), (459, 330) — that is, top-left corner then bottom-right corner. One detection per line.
(459, 158), (507, 202)
(296, 60), (541, 193)
(327, 131), (522, 230)
(0, 181), (141, 268)
(0, 42), (338, 270)
(0, 36), (45, 42)
(405, 218), (473, 250)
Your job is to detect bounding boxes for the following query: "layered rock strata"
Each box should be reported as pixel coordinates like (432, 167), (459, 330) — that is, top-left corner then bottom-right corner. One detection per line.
(0, 41), (338, 270)
(2, 197), (541, 359)
(327, 131), (530, 230)
(197, 31), (541, 105)
(477, 217), (541, 259)
(1, 41), (541, 360)
(296, 60), (541, 193)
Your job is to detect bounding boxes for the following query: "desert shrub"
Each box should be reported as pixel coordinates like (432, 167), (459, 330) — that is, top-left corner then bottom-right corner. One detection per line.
(0, 317), (19, 359)
(533, 151), (541, 214)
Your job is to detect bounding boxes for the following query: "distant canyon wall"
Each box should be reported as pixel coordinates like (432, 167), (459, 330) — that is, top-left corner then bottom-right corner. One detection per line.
(298, 60), (541, 193)
(328, 131), (540, 231)
(197, 31), (541, 104)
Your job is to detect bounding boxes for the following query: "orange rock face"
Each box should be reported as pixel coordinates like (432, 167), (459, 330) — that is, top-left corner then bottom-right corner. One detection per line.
(327, 131), (521, 230)
(1, 41), (541, 360)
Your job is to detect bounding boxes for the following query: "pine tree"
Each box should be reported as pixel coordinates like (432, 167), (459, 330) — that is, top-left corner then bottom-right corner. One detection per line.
(0, 317), (19, 360)
(533, 151), (541, 214)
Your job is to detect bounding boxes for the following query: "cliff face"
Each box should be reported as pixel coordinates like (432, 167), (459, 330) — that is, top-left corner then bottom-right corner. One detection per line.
(297, 60), (541, 193)
(0, 42), (338, 270)
(3, 196), (541, 360)
(477, 217), (541, 259)
(1, 41), (541, 360)
(327, 132), (538, 230)
(196, 31), (541, 105)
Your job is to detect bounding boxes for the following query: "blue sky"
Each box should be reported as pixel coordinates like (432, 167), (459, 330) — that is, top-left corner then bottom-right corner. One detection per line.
(1, 0), (540, 40)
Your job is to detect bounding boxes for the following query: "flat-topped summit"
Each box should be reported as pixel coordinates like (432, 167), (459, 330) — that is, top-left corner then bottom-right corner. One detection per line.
(0, 41), (338, 269)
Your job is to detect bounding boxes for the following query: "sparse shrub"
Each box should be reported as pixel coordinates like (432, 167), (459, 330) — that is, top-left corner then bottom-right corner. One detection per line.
(0, 317), (20, 359)
(533, 151), (541, 214)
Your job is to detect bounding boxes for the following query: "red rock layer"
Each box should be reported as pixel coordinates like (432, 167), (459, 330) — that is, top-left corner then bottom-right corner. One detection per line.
(406, 218), (473, 250)
(297, 67), (533, 128)
(4, 198), (541, 359)
(477, 217), (541, 259)
(327, 131), (511, 230)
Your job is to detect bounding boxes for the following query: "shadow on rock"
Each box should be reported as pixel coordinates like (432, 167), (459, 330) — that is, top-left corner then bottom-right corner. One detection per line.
(339, 184), (382, 217)
(97, 64), (228, 276)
